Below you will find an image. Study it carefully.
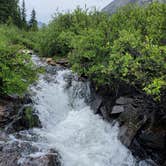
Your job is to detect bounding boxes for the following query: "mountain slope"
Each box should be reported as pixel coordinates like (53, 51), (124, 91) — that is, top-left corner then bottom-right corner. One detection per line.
(102, 0), (166, 14)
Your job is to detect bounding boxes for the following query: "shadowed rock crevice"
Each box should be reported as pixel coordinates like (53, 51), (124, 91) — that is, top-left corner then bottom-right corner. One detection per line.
(90, 83), (166, 165)
(0, 95), (41, 133)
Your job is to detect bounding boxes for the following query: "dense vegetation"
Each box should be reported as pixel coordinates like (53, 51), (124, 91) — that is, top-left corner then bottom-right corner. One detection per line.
(0, 25), (38, 95)
(0, 1), (166, 100)
(37, 2), (166, 100)
(0, 0), (38, 96)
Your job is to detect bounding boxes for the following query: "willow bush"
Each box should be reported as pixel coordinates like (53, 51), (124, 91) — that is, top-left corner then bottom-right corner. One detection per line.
(0, 25), (38, 95)
(37, 3), (166, 100)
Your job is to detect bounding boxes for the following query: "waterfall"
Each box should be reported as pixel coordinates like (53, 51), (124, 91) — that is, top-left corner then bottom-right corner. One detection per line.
(30, 65), (137, 166)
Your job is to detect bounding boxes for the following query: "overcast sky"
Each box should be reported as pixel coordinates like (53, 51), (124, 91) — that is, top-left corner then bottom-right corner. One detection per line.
(20, 0), (113, 23)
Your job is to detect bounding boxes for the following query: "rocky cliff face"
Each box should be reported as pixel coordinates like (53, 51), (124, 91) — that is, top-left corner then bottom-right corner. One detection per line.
(102, 0), (166, 14)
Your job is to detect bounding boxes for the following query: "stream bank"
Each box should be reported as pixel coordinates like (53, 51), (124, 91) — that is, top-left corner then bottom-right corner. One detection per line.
(90, 83), (166, 165)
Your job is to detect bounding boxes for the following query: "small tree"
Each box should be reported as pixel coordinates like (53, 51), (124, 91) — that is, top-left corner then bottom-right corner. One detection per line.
(29, 9), (38, 31)
(21, 0), (27, 29)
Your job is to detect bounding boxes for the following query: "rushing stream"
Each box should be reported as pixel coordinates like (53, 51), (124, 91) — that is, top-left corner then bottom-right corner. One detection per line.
(3, 55), (151, 166)
(31, 70), (136, 166)
(28, 55), (137, 166)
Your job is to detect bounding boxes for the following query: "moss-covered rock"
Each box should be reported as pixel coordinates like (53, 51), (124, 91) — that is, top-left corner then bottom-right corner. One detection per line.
(6, 106), (41, 133)
(22, 106), (41, 129)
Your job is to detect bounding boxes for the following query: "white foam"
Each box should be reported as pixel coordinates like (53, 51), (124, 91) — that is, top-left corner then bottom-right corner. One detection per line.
(32, 69), (136, 166)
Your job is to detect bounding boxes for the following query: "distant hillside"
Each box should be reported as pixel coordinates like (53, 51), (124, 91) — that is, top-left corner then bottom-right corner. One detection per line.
(102, 0), (166, 14)
(38, 21), (45, 28)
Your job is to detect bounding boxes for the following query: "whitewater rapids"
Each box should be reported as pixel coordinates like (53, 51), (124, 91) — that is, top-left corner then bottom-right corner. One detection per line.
(31, 67), (136, 166)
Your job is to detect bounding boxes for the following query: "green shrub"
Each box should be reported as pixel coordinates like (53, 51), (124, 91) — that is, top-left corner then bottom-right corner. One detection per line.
(37, 8), (109, 57)
(37, 2), (166, 100)
(0, 25), (38, 95)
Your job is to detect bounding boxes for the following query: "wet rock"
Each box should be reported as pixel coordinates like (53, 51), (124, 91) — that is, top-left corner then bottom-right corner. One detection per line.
(90, 82), (165, 164)
(0, 105), (7, 124)
(46, 58), (56, 66)
(8, 94), (20, 100)
(1, 94), (32, 105)
(0, 131), (9, 142)
(115, 95), (166, 164)
(56, 59), (68, 67)
(130, 139), (148, 160)
(138, 130), (165, 150)
(90, 95), (102, 114)
(139, 159), (158, 166)
(13, 131), (39, 142)
(116, 97), (133, 105)
(0, 93), (33, 129)
(135, 129), (166, 164)
(6, 106), (41, 133)
(111, 105), (125, 114)
(118, 125), (137, 147)
(100, 106), (110, 120)
(0, 150), (20, 166)
(46, 65), (58, 74)
(118, 103), (147, 147)
(0, 140), (61, 166)
(0, 141), (38, 166)
(22, 94), (33, 104)
(0, 103), (15, 128)
(22, 152), (61, 166)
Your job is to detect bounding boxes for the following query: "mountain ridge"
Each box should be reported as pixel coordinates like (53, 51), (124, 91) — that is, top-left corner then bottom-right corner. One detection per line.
(102, 0), (166, 14)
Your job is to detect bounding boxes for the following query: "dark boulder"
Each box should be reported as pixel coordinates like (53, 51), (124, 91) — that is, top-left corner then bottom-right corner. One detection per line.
(0, 102), (16, 128)
(113, 95), (165, 165)
(6, 106), (41, 133)
(115, 97), (133, 105)
(138, 130), (165, 150)
(0, 94), (33, 129)
(117, 103), (148, 147)
(0, 141), (37, 166)
(89, 82), (166, 164)
(0, 131), (9, 142)
(0, 139), (61, 166)
(56, 59), (69, 67)
(22, 151), (61, 166)
(135, 129), (166, 164)
(100, 105), (111, 120)
(111, 105), (125, 114)
(90, 95), (103, 114)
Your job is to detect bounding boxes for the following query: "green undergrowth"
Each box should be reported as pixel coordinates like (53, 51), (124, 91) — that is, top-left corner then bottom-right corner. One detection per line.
(0, 24), (38, 96)
(37, 2), (166, 100)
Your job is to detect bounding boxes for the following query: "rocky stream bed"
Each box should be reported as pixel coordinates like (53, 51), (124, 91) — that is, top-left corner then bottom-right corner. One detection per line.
(0, 55), (165, 166)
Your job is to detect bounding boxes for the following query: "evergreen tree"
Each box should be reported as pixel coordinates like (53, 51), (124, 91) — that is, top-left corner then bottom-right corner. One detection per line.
(0, 0), (21, 26)
(12, 0), (22, 27)
(21, 0), (27, 29)
(29, 9), (38, 31)
(0, 0), (12, 23)
(15, 7), (23, 28)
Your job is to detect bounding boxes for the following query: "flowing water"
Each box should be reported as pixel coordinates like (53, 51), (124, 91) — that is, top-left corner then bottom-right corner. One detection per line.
(3, 55), (152, 166)
(28, 55), (137, 166)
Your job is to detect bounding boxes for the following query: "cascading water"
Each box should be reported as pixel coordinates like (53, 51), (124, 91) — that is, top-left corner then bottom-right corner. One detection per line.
(29, 55), (137, 166)
(0, 55), (155, 166)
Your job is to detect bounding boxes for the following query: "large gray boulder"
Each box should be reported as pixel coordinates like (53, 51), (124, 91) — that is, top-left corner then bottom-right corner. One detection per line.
(102, 0), (166, 14)
(0, 137), (61, 166)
